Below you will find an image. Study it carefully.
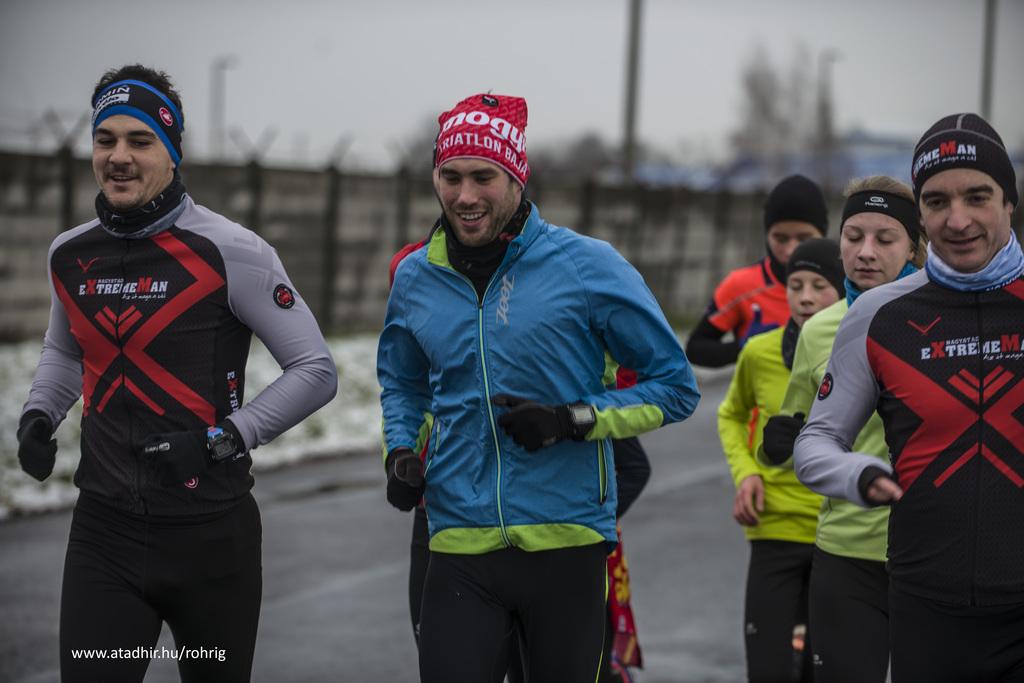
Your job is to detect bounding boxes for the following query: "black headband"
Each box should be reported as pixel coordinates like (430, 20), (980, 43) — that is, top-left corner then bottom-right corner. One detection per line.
(92, 79), (183, 164)
(840, 190), (919, 244)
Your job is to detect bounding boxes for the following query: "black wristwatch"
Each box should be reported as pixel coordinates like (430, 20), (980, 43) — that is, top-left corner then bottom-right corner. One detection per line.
(207, 426), (240, 463)
(568, 403), (597, 440)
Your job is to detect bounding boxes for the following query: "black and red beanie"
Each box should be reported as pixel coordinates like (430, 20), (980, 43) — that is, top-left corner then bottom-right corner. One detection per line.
(911, 113), (1017, 208)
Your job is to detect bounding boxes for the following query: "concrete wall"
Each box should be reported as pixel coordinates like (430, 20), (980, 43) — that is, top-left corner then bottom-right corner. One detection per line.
(3, 150), (935, 341)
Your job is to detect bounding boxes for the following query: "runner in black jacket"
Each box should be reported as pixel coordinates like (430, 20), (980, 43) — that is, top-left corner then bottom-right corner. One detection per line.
(793, 113), (1024, 683)
(15, 64), (337, 683)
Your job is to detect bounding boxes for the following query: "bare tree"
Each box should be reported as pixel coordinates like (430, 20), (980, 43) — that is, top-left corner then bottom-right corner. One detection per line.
(561, 132), (614, 178)
(396, 114), (441, 174)
(512, 131), (616, 183)
(787, 43), (817, 152)
(730, 42), (818, 182)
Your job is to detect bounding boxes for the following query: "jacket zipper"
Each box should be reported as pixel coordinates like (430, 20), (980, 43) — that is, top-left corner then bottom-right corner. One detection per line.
(439, 241), (521, 548)
(968, 295), (984, 606)
(479, 299), (511, 548)
(120, 241), (147, 514)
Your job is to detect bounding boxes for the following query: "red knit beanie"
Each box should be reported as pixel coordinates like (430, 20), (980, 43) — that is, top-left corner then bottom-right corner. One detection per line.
(435, 94), (529, 189)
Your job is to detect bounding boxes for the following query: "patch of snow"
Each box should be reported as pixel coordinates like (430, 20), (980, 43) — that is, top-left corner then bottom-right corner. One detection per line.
(0, 334), (383, 520)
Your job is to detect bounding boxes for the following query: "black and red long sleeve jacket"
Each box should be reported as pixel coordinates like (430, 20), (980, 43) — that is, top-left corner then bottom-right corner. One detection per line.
(22, 197), (337, 516)
(795, 268), (1024, 606)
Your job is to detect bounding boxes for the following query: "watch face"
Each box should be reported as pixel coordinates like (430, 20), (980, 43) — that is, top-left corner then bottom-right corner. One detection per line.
(570, 404), (595, 424)
(208, 429), (237, 461)
(211, 439), (235, 460)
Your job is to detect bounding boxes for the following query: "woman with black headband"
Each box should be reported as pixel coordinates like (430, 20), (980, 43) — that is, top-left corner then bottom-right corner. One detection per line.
(759, 175), (926, 683)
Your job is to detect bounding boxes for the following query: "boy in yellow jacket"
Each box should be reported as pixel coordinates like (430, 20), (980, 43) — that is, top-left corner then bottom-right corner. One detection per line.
(717, 237), (844, 683)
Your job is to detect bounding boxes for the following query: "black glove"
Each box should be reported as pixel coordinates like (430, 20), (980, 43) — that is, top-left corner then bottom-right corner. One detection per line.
(386, 447), (425, 511)
(17, 411), (57, 482)
(491, 394), (591, 452)
(137, 428), (214, 487)
(761, 412), (806, 464)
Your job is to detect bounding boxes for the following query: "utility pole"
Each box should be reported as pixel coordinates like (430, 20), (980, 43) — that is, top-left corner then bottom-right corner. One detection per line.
(816, 49), (840, 191)
(622, 0), (642, 185)
(980, 0), (996, 119)
(210, 55), (239, 161)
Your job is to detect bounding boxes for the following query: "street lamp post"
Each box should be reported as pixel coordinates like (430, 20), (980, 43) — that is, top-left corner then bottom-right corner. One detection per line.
(210, 55), (239, 162)
(816, 49), (840, 191)
(622, 0), (642, 185)
(980, 0), (996, 119)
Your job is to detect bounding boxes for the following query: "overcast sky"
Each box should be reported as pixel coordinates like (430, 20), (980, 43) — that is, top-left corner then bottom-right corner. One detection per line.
(1, 0), (1021, 171)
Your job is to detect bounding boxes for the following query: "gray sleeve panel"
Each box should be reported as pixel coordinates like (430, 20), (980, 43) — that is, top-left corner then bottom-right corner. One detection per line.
(793, 290), (893, 508)
(21, 224), (97, 428)
(177, 203), (339, 451)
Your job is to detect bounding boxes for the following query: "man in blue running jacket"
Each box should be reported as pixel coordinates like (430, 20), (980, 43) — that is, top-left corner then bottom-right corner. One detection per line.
(377, 92), (700, 683)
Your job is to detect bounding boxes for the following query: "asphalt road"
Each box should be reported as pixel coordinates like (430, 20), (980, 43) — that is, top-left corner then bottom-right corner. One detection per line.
(0, 370), (749, 683)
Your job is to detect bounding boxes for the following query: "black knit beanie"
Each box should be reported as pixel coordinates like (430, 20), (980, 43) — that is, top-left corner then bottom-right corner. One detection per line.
(911, 113), (1018, 208)
(785, 237), (846, 298)
(763, 175), (829, 236)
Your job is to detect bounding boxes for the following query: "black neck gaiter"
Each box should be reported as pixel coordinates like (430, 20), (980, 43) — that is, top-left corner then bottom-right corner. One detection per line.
(766, 240), (787, 285)
(780, 317), (801, 370)
(95, 169), (187, 239)
(445, 199), (530, 302)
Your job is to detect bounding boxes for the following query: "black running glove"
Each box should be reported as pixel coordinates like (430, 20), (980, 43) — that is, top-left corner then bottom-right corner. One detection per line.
(491, 394), (593, 452)
(17, 411), (57, 482)
(761, 412), (806, 464)
(386, 447), (425, 511)
(138, 428), (215, 486)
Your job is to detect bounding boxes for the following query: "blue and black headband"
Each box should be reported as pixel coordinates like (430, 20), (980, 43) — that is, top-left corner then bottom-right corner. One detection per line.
(92, 79), (183, 165)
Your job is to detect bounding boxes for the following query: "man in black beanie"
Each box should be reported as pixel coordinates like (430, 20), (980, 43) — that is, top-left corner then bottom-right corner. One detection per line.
(794, 112), (1024, 683)
(687, 174), (829, 368)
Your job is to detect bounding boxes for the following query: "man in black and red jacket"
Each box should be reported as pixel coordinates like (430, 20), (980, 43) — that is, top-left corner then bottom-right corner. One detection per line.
(15, 64), (337, 682)
(793, 113), (1024, 683)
